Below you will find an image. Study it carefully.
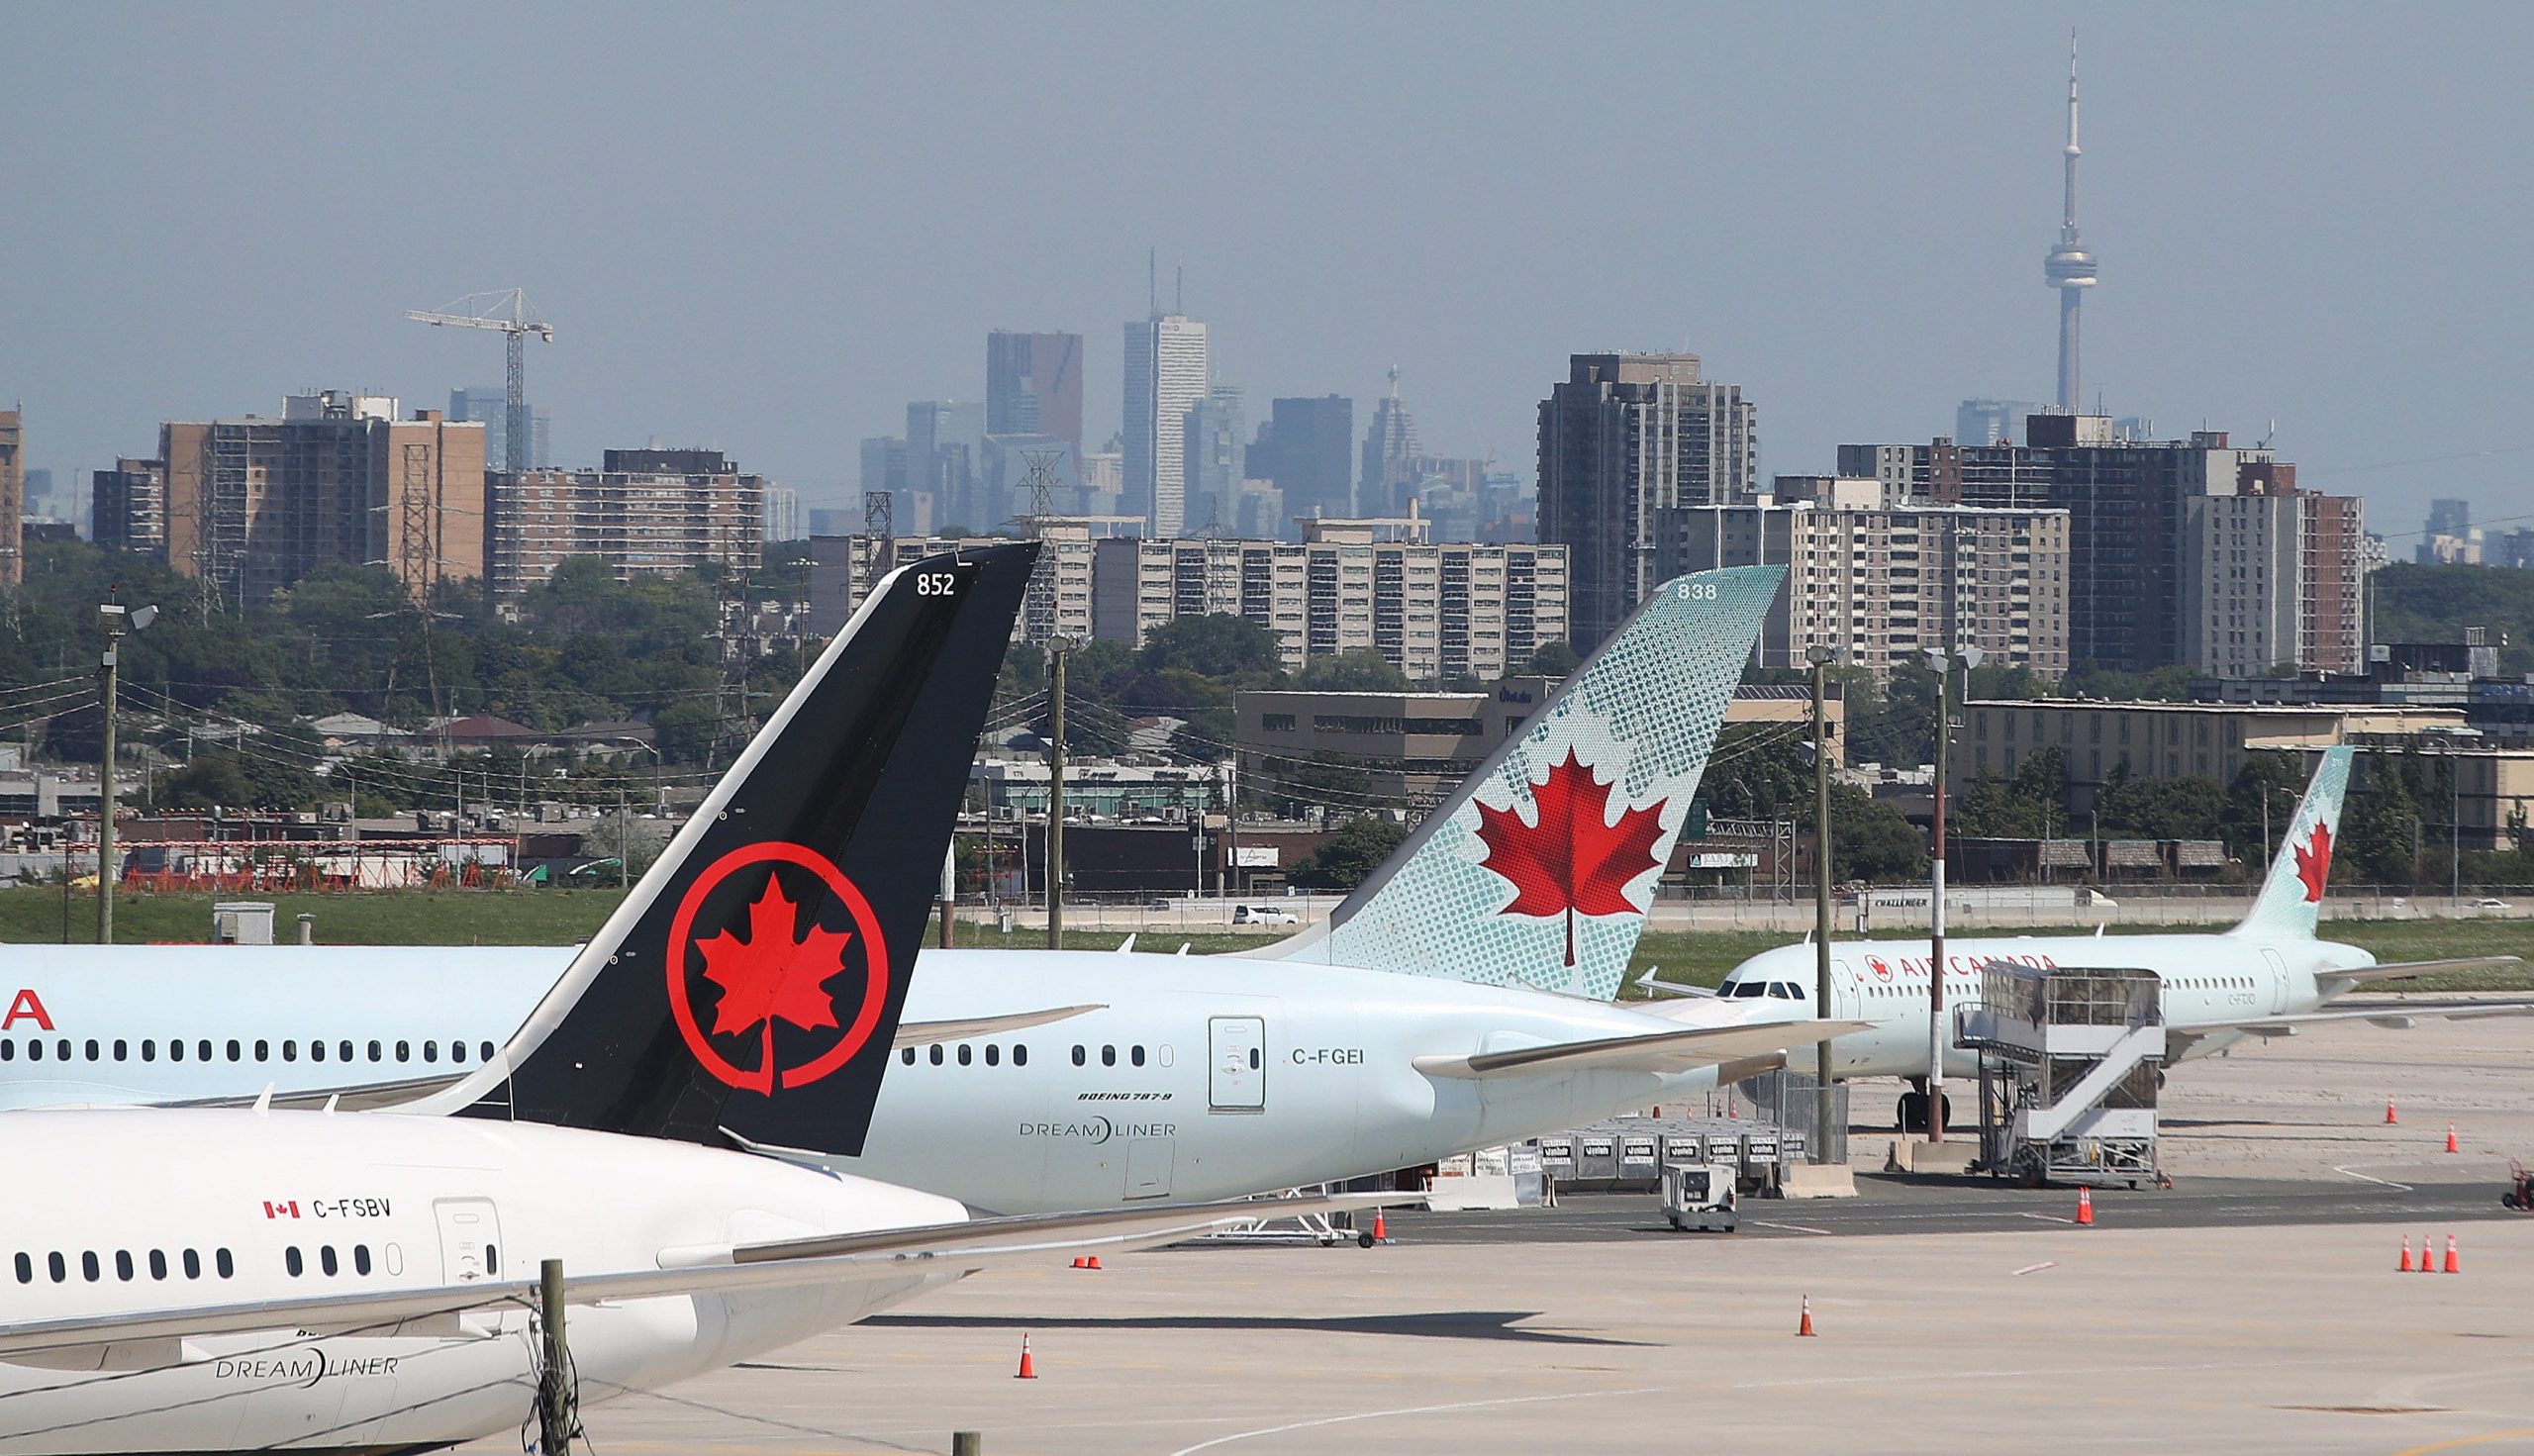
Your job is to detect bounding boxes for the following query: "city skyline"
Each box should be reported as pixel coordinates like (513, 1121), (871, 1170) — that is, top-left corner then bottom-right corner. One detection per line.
(4, 5), (2529, 538)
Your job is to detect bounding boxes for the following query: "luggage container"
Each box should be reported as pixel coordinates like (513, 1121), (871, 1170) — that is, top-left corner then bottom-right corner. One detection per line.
(1534, 1135), (1579, 1185)
(1576, 1133), (1620, 1189)
(1617, 1134), (1663, 1188)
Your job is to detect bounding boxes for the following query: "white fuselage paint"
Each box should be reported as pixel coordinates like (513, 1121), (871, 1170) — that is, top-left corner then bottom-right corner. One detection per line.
(0, 1110), (962, 1455)
(1690, 932), (2382, 1079)
(0, 946), (1731, 1214)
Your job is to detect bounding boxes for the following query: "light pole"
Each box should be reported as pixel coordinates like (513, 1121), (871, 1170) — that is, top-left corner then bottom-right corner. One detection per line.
(1805, 644), (1838, 1163)
(1046, 635), (1079, 949)
(1919, 642), (1984, 1142)
(95, 601), (157, 944)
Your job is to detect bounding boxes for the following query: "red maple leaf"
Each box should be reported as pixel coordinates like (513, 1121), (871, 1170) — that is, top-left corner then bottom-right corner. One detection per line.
(1473, 749), (1669, 967)
(695, 875), (852, 1077)
(2291, 822), (2332, 903)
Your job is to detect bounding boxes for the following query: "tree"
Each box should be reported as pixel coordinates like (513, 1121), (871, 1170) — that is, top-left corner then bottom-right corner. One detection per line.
(1522, 640), (1580, 678)
(1263, 751), (1375, 821)
(1138, 614), (1283, 678)
(652, 701), (721, 764)
(2220, 750), (2313, 865)
(1295, 648), (1409, 692)
(1290, 815), (1407, 889)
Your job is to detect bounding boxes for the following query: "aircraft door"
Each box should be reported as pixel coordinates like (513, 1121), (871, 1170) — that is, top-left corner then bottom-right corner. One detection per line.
(1209, 1016), (1266, 1112)
(2261, 948), (2290, 1015)
(433, 1198), (505, 1284)
(1124, 1137), (1175, 1199)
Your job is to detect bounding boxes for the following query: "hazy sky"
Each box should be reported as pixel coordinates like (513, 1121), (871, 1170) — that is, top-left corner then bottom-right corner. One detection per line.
(6, 3), (2529, 538)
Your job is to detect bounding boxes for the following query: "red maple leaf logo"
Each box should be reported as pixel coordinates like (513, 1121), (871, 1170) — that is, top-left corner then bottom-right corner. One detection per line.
(2291, 822), (2332, 903)
(1473, 749), (1669, 967)
(696, 875), (851, 1074)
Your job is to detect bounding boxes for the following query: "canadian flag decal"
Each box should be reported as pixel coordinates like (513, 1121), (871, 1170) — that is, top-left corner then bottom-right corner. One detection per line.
(263, 1201), (300, 1219)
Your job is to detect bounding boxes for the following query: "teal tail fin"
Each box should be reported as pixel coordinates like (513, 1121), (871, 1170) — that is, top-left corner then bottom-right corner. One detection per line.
(2229, 744), (2354, 940)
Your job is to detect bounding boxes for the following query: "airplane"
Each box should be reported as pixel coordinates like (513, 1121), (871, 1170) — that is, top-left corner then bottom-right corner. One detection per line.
(1, 565), (1860, 1213)
(0, 543), (1389, 1455)
(1656, 745), (2528, 1128)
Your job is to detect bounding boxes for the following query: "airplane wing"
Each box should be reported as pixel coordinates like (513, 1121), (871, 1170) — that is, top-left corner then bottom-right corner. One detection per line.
(1411, 1019), (1869, 1080)
(2166, 999), (2534, 1059)
(2322, 956), (2522, 986)
(892, 1004), (1105, 1048)
(0, 1191), (1411, 1365)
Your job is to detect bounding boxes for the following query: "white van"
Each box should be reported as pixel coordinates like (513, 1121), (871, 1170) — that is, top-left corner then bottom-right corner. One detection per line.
(1231, 903), (1300, 927)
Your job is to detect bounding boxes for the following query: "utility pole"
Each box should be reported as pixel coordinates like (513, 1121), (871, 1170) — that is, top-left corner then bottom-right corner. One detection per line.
(1806, 645), (1837, 1163)
(617, 784), (630, 890)
(939, 843), (956, 950)
(536, 1258), (574, 1454)
(94, 601), (154, 944)
(1047, 639), (1070, 949)
(1920, 644), (1984, 1143)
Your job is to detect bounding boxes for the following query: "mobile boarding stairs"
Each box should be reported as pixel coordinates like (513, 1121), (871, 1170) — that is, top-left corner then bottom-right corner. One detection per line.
(1955, 962), (2168, 1188)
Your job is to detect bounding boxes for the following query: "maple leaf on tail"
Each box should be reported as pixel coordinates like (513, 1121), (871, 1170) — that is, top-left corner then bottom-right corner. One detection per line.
(1472, 748), (1669, 967)
(696, 874), (852, 1090)
(2291, 822), (2332, 904)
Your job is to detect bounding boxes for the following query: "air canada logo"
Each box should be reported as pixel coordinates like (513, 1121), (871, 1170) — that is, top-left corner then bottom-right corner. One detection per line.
(666, 841), (891, 1095)
(2292, 822), (2333, 904)
(1866, 954), (1894, 982)
(1473, 749), (1669, 967)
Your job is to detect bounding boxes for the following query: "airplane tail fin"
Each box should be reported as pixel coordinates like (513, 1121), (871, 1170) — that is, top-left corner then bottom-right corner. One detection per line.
(1254, 565), (1784, 1001)
(2229, 745), (2354, 941)
(440, 544), (1036, 1155)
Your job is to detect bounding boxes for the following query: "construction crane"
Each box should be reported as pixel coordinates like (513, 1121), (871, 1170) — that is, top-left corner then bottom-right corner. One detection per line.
(403, 289), (554, 472)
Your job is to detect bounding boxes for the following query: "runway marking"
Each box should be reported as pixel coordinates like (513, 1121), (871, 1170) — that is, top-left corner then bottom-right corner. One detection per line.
(2010, 1261), (2059, 1276)
(2388, 1429), (2534, 1455)
(1162, 1385), (1667, 1454)
(2332, 1163), (2419, 1192)
(1752, 1219), (1834, 1235)
(2019, 1212), (2076, 1224)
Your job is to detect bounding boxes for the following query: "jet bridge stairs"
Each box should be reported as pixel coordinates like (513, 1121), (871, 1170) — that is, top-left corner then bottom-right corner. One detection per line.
(1955, 961), (2167, 1189)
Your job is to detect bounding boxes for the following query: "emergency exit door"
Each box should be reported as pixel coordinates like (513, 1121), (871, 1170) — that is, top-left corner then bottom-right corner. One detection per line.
(1209, 1016), (1265, 1112)
(434, 1198), (504, 1284)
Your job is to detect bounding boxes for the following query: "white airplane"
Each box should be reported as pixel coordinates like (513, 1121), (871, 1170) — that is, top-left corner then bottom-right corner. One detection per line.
(1664, 745), (2527, 1127)
(2, 566), (1858, 1213)
(0, 543), (1388, 1455)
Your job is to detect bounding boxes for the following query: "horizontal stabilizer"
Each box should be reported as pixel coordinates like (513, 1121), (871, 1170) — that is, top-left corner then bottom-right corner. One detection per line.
(2168, 998), (2534, 1059)
(0, 1190), (1414, 1364)
(1412, 1019), (1867, 1080)
(892, 1005), (1104, 1048)
(2325, 956), (2522, 986)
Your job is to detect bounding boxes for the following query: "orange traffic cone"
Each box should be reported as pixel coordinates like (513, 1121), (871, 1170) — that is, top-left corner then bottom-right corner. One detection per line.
(1371, 1210), (1388, 1244)
(1797, 1295), (1816, 1337)
(1069, 1256), (1087, 1269)
(2444, 1235), (2461, 1275)
(2420, 1234), (2436, 1275)
(1084, 1255), (1102, 1271)
(2385, 1098), (2398, 1125)
(2075, 1188), (2095, 1226)
(2446, 1124), (2460, 1154)
(1016, 1333), (1037, 1380)
(2398, 1235), (2413, 1272)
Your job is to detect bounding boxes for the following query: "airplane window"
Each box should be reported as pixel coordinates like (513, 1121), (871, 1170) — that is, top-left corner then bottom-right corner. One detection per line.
(24, 1040), (39, 1062)
(928, 1045), (944, 1066)
(479, 1041), (496, 1062)
(282, 1040), (297, 1062)
(341, 1041), (355, 1062)
(1130, 1045), (1146, 1067)
(1767, 985), (1793, 1000)
(985, 1044), (1000, 1067)
(1, 1040), (13, 1061)
(182, 1249), (201, 1280)
(956, 1044), (972, 1066)
(395, 1041), (410, 1063)
(368, 1040), (382, 1061)
(216, 1249), (234, 1279)
(226, 1040), (241, 1062)
(424, 1041), (439, 1063)
(901, 1047), (916, 1065)
(384, 1243), (403, 1276)
(451, 1040), (468, 1064)
(255, 1040), (270, 1061)
(113, 1039), (128, 1061)
(354, 1244), (371, 1275)
(86, 1038), (101, 1060)
(148, 1249), (166, 1280)
(1014, 1045), (1027, 1067)
(12, 1253), (27, 1283)
(80, 1251), (99, 1282)
(56, 1038), (70, 1059)
(485, 1244), (500, 1276)
(197, 1040), (211, 1061)
(321, 1246), (339, 1276)
(48, 1252), (64, 1283)
(115, 1250), (133, 1281)
(1248, 1048), (1261, 1070)
(1071, 1045), (1086, 1066)
(286, 1247), (303, 1277)
(311, 1040), (325, 1063)
(1102, 1045), (1117, 1067)
(141, 1039), (155, 1062)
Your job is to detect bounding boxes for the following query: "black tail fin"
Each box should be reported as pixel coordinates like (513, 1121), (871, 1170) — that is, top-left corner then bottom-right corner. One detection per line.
(454, 542), (1035, 1155)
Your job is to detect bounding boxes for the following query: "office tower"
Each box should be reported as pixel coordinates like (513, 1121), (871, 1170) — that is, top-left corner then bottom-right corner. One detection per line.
(1360, 366), (1421, 517)
(1181, 385), (1247, 534)
(1535, 351), (1759, 650)
(1664, 477), (2071, 685)
(986, 331), (1085, 457)
(91, 459), (166, 555)
(859, 437), (908, 497)
(449, 386), (551, 470)
(0, 410), (20, 587)
(1956, 399), (2052, 447)
(2043, 39), (2098, 412)
(908, 401), (985, 528)
(1122, 312), (1209, 535)
(760, 485), (802, 543)
(487, 448), (763, 597)
(1246, 395), (1355, 530)
(159, 392), (486, 607)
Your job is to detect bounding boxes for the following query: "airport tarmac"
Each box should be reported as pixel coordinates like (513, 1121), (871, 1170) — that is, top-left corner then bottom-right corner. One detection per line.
(456, 1009), (2532, 1455)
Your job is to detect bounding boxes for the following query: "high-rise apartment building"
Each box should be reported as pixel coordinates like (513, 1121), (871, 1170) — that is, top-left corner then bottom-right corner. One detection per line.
(0, 410), (21, 587)
(1090, 524), (1567, 682)
(1121, 313), (1209, 536)
(2418, 498), (2484, 565)
(1662, 477), (2072, 685)
(448, 387), (551, 470)
(486, 447), (763, 597)
(986, 331), (1084, 457)
(91, 458), (166, 556)
(1246, 395), (1354, 530)
(1181, 386), (1247, 535)
(2181, 474), (2365, 678)
(1360, 367), (1420, 517)
(1536, 351), (1758, 651)
(157, 392), (487, 606)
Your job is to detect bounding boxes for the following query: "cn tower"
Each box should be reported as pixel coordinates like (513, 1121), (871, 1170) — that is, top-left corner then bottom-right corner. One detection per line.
(2043, 36), (2096, 413)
